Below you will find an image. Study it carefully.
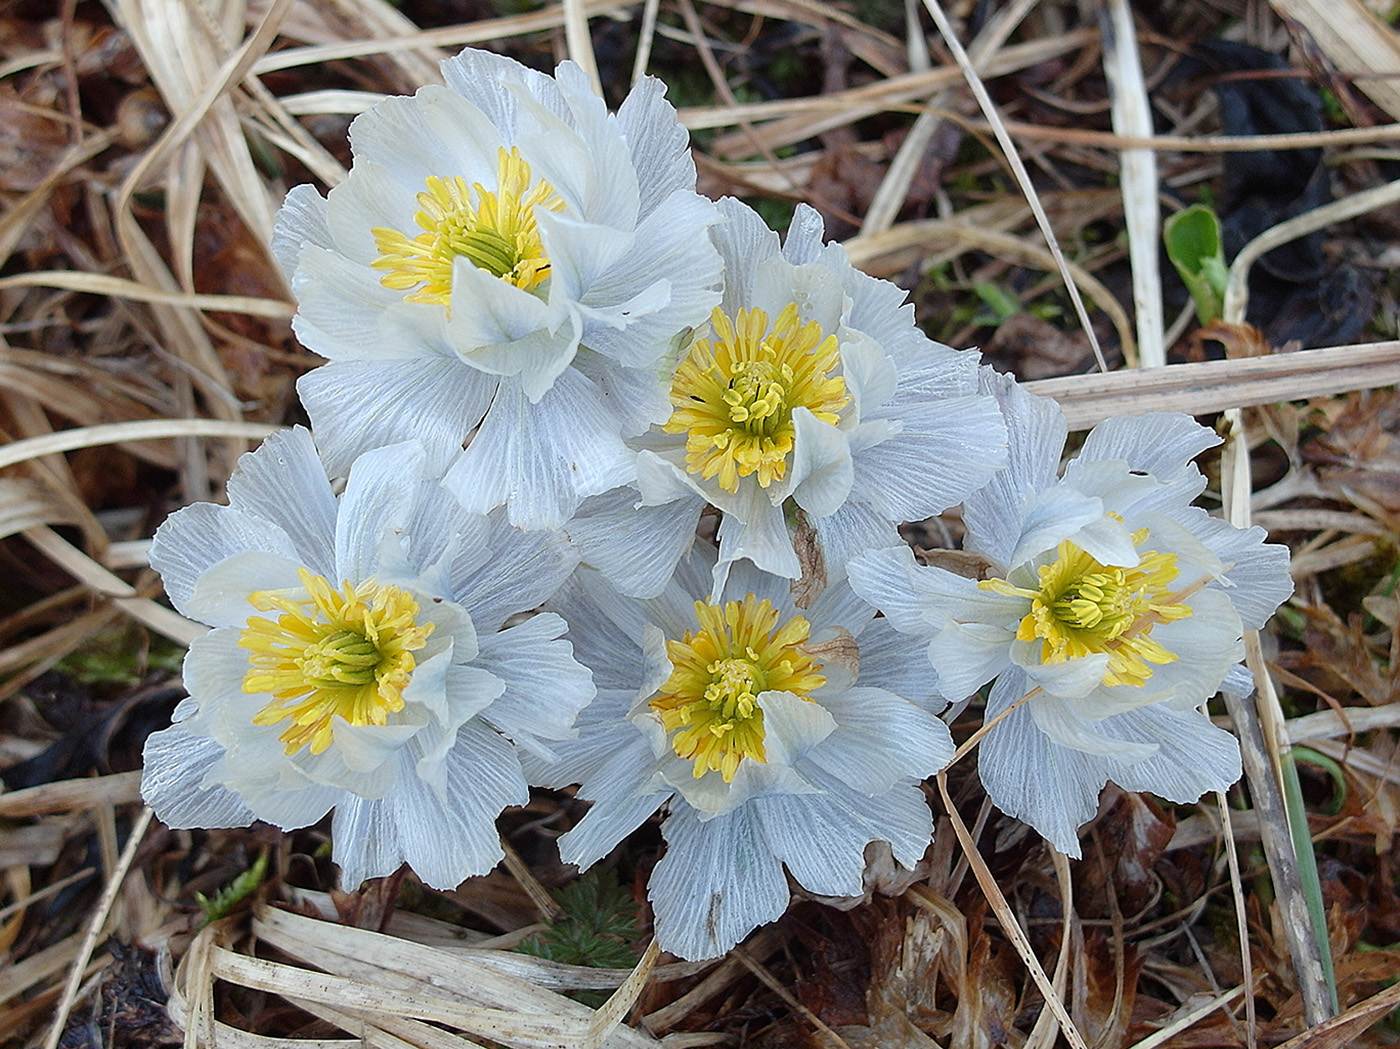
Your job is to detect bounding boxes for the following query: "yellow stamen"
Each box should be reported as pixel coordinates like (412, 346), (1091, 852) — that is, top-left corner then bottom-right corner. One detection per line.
(980, 528), (1194, 688)
(665, 304), (848, 492)
(651, 595), (826, 781)
(240, 568), (434, 755)
(370, 146), (565, 311)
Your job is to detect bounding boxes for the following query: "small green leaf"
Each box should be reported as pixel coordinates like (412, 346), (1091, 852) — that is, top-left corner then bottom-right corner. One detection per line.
(1164, 205), (1229, 323)
(195, 852), (269, 925)
(517, 868), (641, 1003)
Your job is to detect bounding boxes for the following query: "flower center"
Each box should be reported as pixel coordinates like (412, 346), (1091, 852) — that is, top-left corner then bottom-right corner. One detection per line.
(981, 528), (1194, 688)
(239, 568), (434, 756)
(664, 304), (848, 492)
(370, 146), (565, 311)
(650, 595), (826, 781)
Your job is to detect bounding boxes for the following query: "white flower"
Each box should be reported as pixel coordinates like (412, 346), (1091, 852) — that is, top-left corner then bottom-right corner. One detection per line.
(631, 198), (1007, 589)
(271, 47), (723, 529)
(848, 371), (1294, 856)
(141, 428), (594, 889)
(525, 546), (953, 960)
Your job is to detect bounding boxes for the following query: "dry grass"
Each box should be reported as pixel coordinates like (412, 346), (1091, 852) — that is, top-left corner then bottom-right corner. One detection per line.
(3, 0), (1400, 1046)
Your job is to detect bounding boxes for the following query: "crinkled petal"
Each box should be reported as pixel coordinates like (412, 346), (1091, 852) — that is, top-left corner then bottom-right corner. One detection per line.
(474, 613), (595, 756)
(224, 428), (337, 579)
(565, 486), (699, 600)
(649, 805), (789, 960)
(452, 515), (578, 631)
(851, 619), (947, 712)
(298, 357), (490, 479)
(142, 726), (257, 828)
(756, 779), (933, 894)
(185, 550), (306, 628)
(332, 720), (527, 888)
(152, 504), (301, 619)
(977, 669), (1106, 857)
(963, 370), (1067, 565)
(853, 395), (1007, 522)
(1075, 412), (1221, 481)
(808, 686), (953, 792)
(445, 372), (634, 529)
(334, 440), (426, 583)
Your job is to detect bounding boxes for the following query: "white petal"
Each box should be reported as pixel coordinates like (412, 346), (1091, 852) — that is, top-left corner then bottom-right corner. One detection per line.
(272, 184), (332, 277)
(186, 550), (306, 628)
(224, 428), (337, 579)
(853, 395), (1008, 522)
(298, 358), (490, 479)
(151, 504), (301, 618)
(1075, 412), (1220, 480)
(751, 253), (844, 336)
(441, 48), (559, 134)
(142, 726), (256, 828)
(453, 515), (578, 631)
(617, 77), (696, 216)
(714, 487), (800, 579)
(565, 487), (698, 600)
(1006, 485), (1114, 568)
(444, 372), (634, 529)
(810, 494), (901, 587)
(712, 198), (782, 313)
(1020, 648), (1114, 700)
(474, 613), (595, 754)
(760, 690), (839, 767)
(1027, 694), (1157, 761)
(579, 192), (722, 366)
(845, 545), (934, 636)
(780, 203), (827, 266)
(962, 370), (1068, 566)
(334, 440), (427, 582)
(925, 621), (1016, 703)
(1177, 510), (1294, 630)
(850, 619), (947, 712)
(648, 805), (789, 960)
(558, 791), (668, 872)
(755, 780), (933, 893)
(786, 408), (853, 518)
(332, 720), (527, 889)
(808, 686), (953, 791)
(977, 670), (1105, 857)
(1107, 704), (1242, 800)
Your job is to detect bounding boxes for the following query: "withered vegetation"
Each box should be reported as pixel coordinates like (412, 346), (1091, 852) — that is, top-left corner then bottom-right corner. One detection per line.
(2, 0), (1400, 1046)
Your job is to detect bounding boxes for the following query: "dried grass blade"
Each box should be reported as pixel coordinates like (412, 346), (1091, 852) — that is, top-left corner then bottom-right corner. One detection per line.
(1024, 341), (1400, 429)
(0, 419), (277, 472)
(1268, 0), (1400, 122)
(0, 271), (294, 317)
(1100, 0), (1163, 368)
(919, 0), (1107, 371)
(583, 940), (659, 1049)
(934, 772), (1089, 1049)
(0, 772), (144, 819)
(41, 806), (153, 1049)
(861, 0), (1039, 235)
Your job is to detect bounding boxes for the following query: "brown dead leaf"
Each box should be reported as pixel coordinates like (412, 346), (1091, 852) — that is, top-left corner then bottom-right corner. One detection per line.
(1079, 788), (1175, 920)
(0, 88), (72, 192)
(1074, 930), (1140, 1049)
(1289, 603), (1400, 707)
(950, 912), (1022, 1049)
(1302, 389), (1400, 516)
(983, 311), (1093, 381)
(1185, 319), (1274, 362)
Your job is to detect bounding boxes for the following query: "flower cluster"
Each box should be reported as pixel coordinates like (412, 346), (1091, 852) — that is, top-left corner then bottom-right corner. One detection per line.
(143, 47), (1293, 961)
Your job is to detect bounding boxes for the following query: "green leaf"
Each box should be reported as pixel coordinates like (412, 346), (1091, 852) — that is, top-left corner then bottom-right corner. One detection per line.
(517, 868), (641, 992)
(1164, 205), (1229, 323)
(195, 852), (269, 926)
